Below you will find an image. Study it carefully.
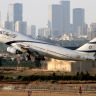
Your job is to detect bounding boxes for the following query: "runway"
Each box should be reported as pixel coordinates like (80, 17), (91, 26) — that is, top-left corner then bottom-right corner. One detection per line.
(0, 83), (96, 96)
(0, 91), (96, 96)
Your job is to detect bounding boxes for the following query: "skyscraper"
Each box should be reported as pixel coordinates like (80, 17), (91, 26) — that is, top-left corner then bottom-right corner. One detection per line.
(50, 4), (62, 38)
(73, 8), (85, 36)
(8, 4), (14, 22)
(13, 3), (23, 23)
(31, 25), (36, 39)
(49, 1), (70, 39)
(61, 0), (70, 34)
(4, 4), (14, 31)
(90, 23), (96, 39)
(15, 21), (27, 35)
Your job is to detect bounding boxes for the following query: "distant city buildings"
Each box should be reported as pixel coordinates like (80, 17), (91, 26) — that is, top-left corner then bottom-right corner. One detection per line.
(38, 27), (51, 39)
(49, 1), (89, 40)
(49, 4), (62, 38)
(49, 1), (70, 39)
(4, 21), (14, 31)
(13, 3), (23, 23)
(4, 11), (14, 31)
(4, 3), (27, 35)
(7, 4), (14, 22)
(31, 25), (36, 39)
(59, 34), (73, 41)
(89, 23), (96, 39)
(61, 1), (70, 34)
(2, 0), (96, 41)
(15, 21), (27, 35)
(73, 8), (85, 37)
(4, 4), (14, 31)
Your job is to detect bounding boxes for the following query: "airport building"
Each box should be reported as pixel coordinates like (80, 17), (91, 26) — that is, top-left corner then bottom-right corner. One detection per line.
(47, 59), (72, 72)
(47, 59), (96, 73)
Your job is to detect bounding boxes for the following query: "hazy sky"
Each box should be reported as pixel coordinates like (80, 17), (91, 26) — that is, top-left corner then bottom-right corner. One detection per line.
(0, 0), (96, 28)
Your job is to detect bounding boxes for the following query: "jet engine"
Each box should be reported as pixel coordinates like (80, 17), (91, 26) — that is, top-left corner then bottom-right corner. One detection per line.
(7, 47), (22, 54)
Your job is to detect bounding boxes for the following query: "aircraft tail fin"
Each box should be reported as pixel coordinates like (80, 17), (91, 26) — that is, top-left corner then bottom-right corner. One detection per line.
(76, 38), (96, 54)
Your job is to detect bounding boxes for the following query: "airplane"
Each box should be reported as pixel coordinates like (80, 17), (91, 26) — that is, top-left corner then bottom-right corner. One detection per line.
(0, 27), (95, 61)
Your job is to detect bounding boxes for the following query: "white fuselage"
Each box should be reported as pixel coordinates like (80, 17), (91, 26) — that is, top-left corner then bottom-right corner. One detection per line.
(0, 28), (95, 61)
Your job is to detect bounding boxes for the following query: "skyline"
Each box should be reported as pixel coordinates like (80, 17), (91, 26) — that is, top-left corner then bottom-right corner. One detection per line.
(0, 0), (96, 28)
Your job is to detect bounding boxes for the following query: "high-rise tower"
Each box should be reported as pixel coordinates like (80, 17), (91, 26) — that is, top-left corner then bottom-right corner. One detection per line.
(31, 25), (36, 39)
(61, 1), (70, 34)
(51, 4), (62, 38)
(73, 8), (85, 36)
(49, 1), (70, 39)
(4, 12), (14, 31)
(13, 3), (23, 23)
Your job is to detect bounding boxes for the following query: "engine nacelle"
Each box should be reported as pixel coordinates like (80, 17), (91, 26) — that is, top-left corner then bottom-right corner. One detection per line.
(7, 47), (22, 54)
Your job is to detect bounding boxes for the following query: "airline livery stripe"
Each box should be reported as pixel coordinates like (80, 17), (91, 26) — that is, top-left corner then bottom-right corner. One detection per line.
(5, 40), (53, 46)
(89, 42), (96, 44)
(79, 50), (96, 52)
